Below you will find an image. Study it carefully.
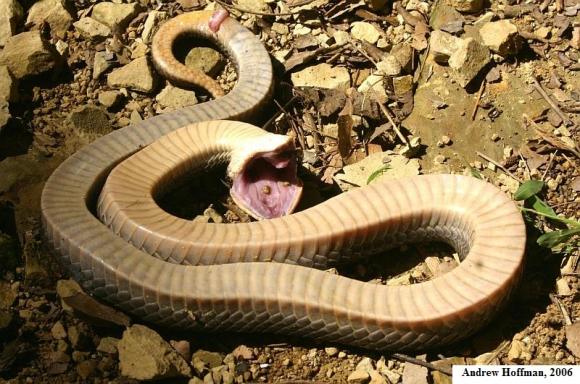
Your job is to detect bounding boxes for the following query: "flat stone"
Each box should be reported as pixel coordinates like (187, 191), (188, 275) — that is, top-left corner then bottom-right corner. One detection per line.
(155, 84), (197, 110)
(449, 37), (490, 88)
(357, 74), (387, 102)
(333, 30), (350, 45)
(507, 339), (532, 363)
(291, 63), (350, 90)
(369, 370), (387, 384)
(130, 41), (148, 59)
(449, 0), (483, 13)
(191, 350), (223, 369)
(97, 337), (119, 355)
(237, 0), (271, 13)
(56, 279), (84, 312)
(0, 65), (17, 103)
(27, 0), (74, 39)
(376, 55), (401, 76)
(142, 10), (166, 44)
(0, 103), (9, 132)
(92, 51), (114, 79)
(430, 30), (463, 64)
(118, 324), (191, 380)
(479, 20), (521, 57)
(324, 347), (339, 357)
(51, 321), (67, 340)
(92, 2), (140, 31)
(0, 30), (59, 79)
(107, 56), (157, 93)
(184, 47), (225, 76)
(393, 75), (414, 96)
(98, 90), (123, 109)
(334, 152), (420, 191)
(74, 17), (111, 42)
(350, 22), (381, 44)
(348, 370), (370, 383)
(0, 0), (24, 47)
(68, 105), (112, 136)
(390, 43), (414, 74)
(430, 2), (465, 34)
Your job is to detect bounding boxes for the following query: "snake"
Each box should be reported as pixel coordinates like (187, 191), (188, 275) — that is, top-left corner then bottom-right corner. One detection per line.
(41, 10), (526, 351)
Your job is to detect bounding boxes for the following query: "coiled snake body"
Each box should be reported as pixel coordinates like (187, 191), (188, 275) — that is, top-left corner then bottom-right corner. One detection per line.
(41, 11), (526, 350)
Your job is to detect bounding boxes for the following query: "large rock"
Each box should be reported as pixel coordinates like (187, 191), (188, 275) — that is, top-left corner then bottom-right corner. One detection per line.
(0, 30), (59, 79)
(92, 2), (140, 31)
(185, 47), (224, 76)
(291, 63), (350, 90)
(73, 17), (112, 42)
(448, 38), (490, 87)
(0, 0), (24, 47)
(479, 20), (521, 57)
(156, 84), (198, 110)
(429, 2), (465, 34)
(26, 0), (74, 39)
(118, 324), (191, 380)
(142, 10), (166, 44)
(0, 103), (9, 131)
(107, 56), (157, 93)
(0, 66), (17, 103)
(430, 30), (463, 63)
(350, 21), (381, 44)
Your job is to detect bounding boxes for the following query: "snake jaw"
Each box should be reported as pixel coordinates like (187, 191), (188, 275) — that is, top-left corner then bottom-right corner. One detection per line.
(229, 137), (303, 220)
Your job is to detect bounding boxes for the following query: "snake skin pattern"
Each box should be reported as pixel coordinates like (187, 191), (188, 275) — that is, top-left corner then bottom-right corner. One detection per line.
(41, 11), (526, 350)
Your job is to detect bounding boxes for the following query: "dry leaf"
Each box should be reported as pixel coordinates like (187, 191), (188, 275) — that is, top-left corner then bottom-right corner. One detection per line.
(63, 293), (131, 327)
(337, 93), (354, 159)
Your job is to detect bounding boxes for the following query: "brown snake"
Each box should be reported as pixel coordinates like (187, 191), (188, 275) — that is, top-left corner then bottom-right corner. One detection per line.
(41, 11), (526, 350)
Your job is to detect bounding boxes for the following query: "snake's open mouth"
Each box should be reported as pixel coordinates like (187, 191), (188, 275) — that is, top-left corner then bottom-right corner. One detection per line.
(230, 148), (303, 220)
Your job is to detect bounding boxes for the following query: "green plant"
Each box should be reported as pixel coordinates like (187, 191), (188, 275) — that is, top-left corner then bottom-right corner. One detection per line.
(366, 165), (391, 185)
(514, 180), (580, 248)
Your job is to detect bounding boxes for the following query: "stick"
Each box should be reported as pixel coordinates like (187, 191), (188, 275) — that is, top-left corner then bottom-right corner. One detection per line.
(391, 353), (453, 376)
(549, 293), (572, 326)
(476, 151), (523, 183)
(532, 77), (573, 127)
(471, 79), (486, 121)
(378, 103), (410, 145)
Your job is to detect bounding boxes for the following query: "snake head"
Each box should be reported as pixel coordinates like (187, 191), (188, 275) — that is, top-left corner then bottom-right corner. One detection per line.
(228, 134), (303, 220)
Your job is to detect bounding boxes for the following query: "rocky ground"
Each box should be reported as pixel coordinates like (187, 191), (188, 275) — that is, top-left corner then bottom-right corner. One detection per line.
(0, 0), (579, 383)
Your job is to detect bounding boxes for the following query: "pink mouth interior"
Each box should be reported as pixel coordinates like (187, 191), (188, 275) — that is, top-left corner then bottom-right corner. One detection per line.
(231, 151), (302, 219)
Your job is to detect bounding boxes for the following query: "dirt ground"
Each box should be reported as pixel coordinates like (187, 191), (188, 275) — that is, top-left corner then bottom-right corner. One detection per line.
(0, 0), (579, 383)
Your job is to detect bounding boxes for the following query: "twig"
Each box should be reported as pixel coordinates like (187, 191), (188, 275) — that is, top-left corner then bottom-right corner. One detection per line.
(476, 151), (523, 183)
(471, 79), (486, 121)
(541, 151), (557, 181)
(215, 0), (309, 16)
(549, 293), (572, 326)
(523, 114), (580, 158)
(482, 340), (510, 364)
(378, 103), (410, 145)
(348, 41), (378, 66)
(532, 77), (573, 127)
(262, 95), (299, 131)
(391, 353), (452, 376)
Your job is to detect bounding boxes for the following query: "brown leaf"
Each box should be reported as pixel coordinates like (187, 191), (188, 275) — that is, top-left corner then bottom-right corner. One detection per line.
(337, 94), (354, 160)
(63, 292), (131, 328)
